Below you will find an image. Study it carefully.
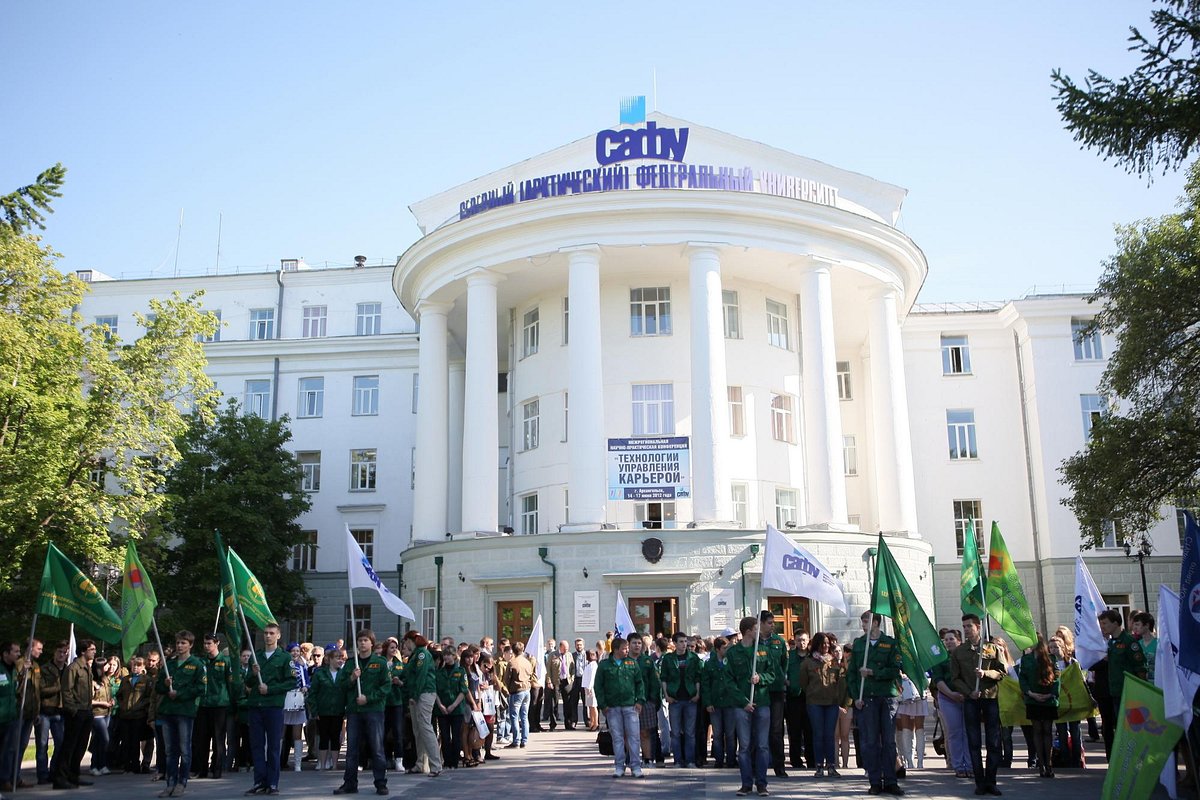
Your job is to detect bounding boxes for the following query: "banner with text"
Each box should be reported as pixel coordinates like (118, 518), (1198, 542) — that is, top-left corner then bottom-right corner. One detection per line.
(607, 437), (691, 501)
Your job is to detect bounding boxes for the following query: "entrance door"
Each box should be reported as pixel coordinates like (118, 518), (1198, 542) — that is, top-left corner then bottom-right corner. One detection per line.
(497, 601), (534, 643)
(629, 596), (679, 638)
(767, 596), (812, 640)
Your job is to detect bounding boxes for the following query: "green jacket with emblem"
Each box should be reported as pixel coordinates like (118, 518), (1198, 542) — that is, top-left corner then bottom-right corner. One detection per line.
(200, 653), (232, 708)
(0, 659), (17, 724)
(307, 665), (346, 717)
(764, 632), (788, 693)
(847, 634), (902, 700)
(659, 650), (702, 700)
(385, 656), (405, 706)
(1106, 630), (1147, 698)
(242, 648), (294, 709)
(344, 652), (390, 714)
(404, 646), (438, 699)
(701, 654), (737, 709)
(636, 653), (660, 703)
(726, 640), (776, 707)
(594, 655), (645, 709)
(435, 664), (469, 716)
(155, 655), (208, 717)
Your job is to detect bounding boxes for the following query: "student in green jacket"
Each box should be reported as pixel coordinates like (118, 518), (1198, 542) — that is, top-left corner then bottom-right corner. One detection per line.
(727, 615), (776, 796)
(306, 645), (345, 772)
(702, 636), (738, 769)
(155, 630), (208, 798)
(846, 611), (903, 797)
(594, 636), (646, 779)
(401, 632), (441, 777)
(0, 640), (20, 791)
(1018, 633), (1060, 779)
(382, 638), (407, 772)
(433, 648), (468, 770)
(334, 629), (390, 796)
(193, 633), (231, 779)
(242, 622), (294, 795)
(660, 631), (702, 768)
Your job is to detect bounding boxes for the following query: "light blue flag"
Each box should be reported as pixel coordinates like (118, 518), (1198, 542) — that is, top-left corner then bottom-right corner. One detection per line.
(619, 96), (646, 125)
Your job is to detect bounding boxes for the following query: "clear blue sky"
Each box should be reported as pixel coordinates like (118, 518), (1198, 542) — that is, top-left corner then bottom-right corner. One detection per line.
(4, 3), (1188, 302)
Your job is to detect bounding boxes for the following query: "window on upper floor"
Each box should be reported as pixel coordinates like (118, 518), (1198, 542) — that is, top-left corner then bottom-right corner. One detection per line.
(941, 334), (972, 375)
(244, 379), (272, 419)
(1072, 318), (1104, 361)
(522, 398), (540, 451)
(1100, 519), (1128, 549)
(199, 310), (222, 343)
(95, 315), (118, 342)
(837, 361), (852, 400)
(775, 488), (798, 528)
(297, 377), (324, 418)
(350, 449), (377, 491)
(1176, 500), (1200, 547)
(302, 305), (327, 338)
(636, 501), (677, 530)
(520, 493), (539, 535)
(249, 308), (275, 340)
(1081, 394), (1106, 441)
(560, 297), (569, 345)
(770, 393), (795, 443)
(297, 451), (321, 492)
(291, 530), (317, 572)
(766, 299), (790, 349)
(353, 375), (379, 416)
(632, 383), (674, 435)
(723, 290), (741, 339)
(630, 287), (672, 336)
(947, 409), (978, 460)
(843, 435), (858, 476)
(522, 307), (540, 358)
(731, 483), (748, 528)
(728, 386), (745, 437)
(356, 302), (382, 336)
(953, 500), (984, 557)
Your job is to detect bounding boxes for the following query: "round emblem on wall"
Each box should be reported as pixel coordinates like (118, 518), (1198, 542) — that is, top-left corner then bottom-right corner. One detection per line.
(641, 538), (664, 564)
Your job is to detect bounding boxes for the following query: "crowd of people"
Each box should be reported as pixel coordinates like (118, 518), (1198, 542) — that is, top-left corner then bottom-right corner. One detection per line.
(0, 604), (1193, 799)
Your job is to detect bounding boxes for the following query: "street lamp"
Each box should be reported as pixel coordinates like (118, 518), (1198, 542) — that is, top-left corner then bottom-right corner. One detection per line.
(90, 563), (120, 655)
(1122, 535), (1153, 611)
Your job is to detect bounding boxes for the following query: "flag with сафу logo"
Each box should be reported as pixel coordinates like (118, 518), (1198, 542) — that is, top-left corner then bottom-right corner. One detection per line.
(870, 534), (946, 694)
(761, 524), (847, 613)
(37, 543), (122, 644)
(227, 545), (276, 628)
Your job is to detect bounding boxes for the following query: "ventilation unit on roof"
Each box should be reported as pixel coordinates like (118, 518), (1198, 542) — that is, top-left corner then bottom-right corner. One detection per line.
(354, 255), (367, 268)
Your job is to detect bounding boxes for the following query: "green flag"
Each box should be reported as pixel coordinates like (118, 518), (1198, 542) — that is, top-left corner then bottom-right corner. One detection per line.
(214, 531), (241, 652)
(1101, 674), (1184, 800)
(228, 546), (276, 628)
(870, 534), (948, 694)
(37, 543), (122, 645)
(984, 522), (1037, 650)
(960, 519), (987, 617)
(120, 541), (157, 662)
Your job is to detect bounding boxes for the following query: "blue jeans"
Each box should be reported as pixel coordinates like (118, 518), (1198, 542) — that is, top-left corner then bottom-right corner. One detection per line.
(709, 707), (737, 766)
(668, 698), (697, 766)
(605, 706), (641, 775)
(807, 703), (839, 769)
(248, 706), (284, 790)
(89, 716), (110, 771)
(735, 704), (770, 789)
(939, 697), (972, 772)
(0, 718), (19, 785)
(508, 690), (530, 745)
(964, 697), (1001, 789)
(857, 696), (898, 787)
(344, 711), (386, 789)
(38, 712), (65, 781)
(158, 715), (194, 789)
(384, 704), (405, 761)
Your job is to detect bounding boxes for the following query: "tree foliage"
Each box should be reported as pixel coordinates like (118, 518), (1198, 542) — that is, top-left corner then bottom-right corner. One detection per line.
(0, 225), (219, 603)
(0, 164), (66, 235)
(1061, 161), (1200, 545)
(1052, 0), (1200, 177)
(153, 402), (311, 633)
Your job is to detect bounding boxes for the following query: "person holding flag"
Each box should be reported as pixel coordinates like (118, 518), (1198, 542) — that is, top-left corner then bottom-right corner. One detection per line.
(950, 614), (1005, 797)
(847, 612), (903, 797)
(154, 629), (207, 798)
(727, 614), (775, 797)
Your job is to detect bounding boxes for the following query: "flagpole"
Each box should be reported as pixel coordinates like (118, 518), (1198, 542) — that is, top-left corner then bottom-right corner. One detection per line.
(975, 528), (989, 694)
(859, 541), (881, 703)
(150, 617), (171, 681)
(238, 606), (260, 671)
(213, 597), (223, 636)
(749, 609), (763, 704)
(12, 613), (37, 795)
(348, 585), (363, 696)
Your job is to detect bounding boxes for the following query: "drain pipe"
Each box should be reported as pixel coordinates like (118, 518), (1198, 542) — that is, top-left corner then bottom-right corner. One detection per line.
(396, 561), (406, 638)
(739, 543), (760, 617)
(433, 556), (444, 640)
(538, 547), (557, 636)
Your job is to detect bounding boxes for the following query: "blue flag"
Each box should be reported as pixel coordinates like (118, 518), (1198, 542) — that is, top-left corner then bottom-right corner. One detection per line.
(619, 96), (646, 125)
(1179, 511), (1200, 673)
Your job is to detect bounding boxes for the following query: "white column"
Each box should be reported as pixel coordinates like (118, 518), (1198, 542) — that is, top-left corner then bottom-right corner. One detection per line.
(564, 246), (606, 529)
(412, 301), (452, 539)
(867, 285), (919, 534)
(446, 359), (465, 533)
(461, 271), (501, 532)
(687, 244), (733, 523)
(798, 261), (848, 525)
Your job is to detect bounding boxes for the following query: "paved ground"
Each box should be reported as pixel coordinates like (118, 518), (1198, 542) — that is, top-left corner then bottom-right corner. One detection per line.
(11, 729), (1164, 800)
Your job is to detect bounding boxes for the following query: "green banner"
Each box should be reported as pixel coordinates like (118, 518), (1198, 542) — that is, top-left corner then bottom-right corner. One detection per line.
(1101, 674), (1183, 800)
(228, 545), (276, 629)
(984, 522), (1037, 650)
(37, 543), (122, 645)
(960, 520), (987, 617)
(120, 541), (157, 662)
(870, 534), (947, 694)
(998, 662), (1097, 726)
(214, 531), (241, 652)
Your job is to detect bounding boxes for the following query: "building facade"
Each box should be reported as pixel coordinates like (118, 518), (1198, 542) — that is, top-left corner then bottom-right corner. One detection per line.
(73, 115), (1187, 649)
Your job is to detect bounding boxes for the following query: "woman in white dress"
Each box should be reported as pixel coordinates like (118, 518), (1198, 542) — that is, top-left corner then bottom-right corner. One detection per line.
(581, 650), (599, 731)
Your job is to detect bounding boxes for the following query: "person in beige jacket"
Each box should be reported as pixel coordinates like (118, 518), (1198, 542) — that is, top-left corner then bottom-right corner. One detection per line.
(796, 633), (846, 777)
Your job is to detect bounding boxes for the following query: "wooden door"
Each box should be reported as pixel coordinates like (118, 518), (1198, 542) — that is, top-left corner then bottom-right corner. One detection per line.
(767, 596), (812, 640)
(629, 596), (679, 638)
(497, 601), (534, 643)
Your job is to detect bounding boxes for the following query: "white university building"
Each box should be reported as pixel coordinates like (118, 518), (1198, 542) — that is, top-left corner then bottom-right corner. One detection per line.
(74, 114), (1189, 648)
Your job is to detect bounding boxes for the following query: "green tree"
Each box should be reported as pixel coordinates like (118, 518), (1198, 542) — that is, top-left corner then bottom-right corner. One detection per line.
(1061, 161), (1200, 546)
(1052, 0), (1200, 177)
(153, 402), (311, 634)
(0, 163), (66, 235)
(0, 230), (219, 610)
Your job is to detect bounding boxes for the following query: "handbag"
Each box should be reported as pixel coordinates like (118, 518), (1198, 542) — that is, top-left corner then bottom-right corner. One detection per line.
(283, 689), (306, 712)
(471, 709), (490, 740)
(597, 729), (614, 756)
(931, 717), (945, 756)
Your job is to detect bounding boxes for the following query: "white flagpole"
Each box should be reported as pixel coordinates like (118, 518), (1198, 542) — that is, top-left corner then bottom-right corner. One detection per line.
(239, 606), (259, 672)
(348, 585), (362, 695)
(150, 618), (172, 681)
(213, 596), (223, 636)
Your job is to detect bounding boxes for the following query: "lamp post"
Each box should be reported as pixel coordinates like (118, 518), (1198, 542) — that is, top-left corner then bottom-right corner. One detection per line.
(90, 563), (120, 655)
(1122, 534), (1153, 612)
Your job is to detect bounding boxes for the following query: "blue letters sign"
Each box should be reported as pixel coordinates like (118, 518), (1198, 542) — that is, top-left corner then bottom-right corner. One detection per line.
(595, 121), (689, 166)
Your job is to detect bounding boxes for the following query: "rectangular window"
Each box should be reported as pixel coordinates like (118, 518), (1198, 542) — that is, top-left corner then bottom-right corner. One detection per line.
(301, 305), (327, 338)
(947, 409), (978, 460)
(836, 361), (852, 400)
(562, 392), (569, 442)
(564, 488), (570, 525)
(95, 315), (118, 342)
(731, 483), (748, 528)
(775, 488), (799, 528)
(630, 287), (672, 336)
(356, 302), (382, 336)
(286, 605), (314, 647)
(200, 310), (222, 343)
(1081, 394), (1105, 440)
(410, 446), (416, 490)
(522, 307), (540, 358)
(291, 530), (318, 572)
(941, 334), (972, 375)
(353, 375), (380, 416)
(1072, 318), (1103, 361)
(411, 374), (419, 414)
(635, 501), (677, 530)
(770, 393), (795, 443)
(249, 308), (274, 340)
(350, 528), (374, 564)
(420, 589), (436, 641)
(297, 377), (324, 418)
(522, 399), (540, 451)
(345, 604), (372, 644)
(89, 458), (106, 488)
(1100, 519), (1127, 549)
(520, 493), (539, 535)
(766, 299), (790, 349)
(953, 500), (984, 557)
(244, 379), (272, 419)
(350, 448), (377, 491)
(1176, 500), (1200, 547)
(843, 435), (858, 476)
(723, 290), (741, 339)
(728, 386), (745, 437)
(632, 383), (675, 435)
(297, 451), (321, 492)
(561, 297), (569, 345)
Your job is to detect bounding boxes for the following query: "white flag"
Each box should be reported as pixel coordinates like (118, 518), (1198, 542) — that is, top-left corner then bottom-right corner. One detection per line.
(526, 614), (546, 684)
(1072, 556), (1108, 670)
(1157, 584), (1200, 729)
(345, 526), (415, 620)
(761, 525), (848, 614)
(614, 590), (638, 640)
